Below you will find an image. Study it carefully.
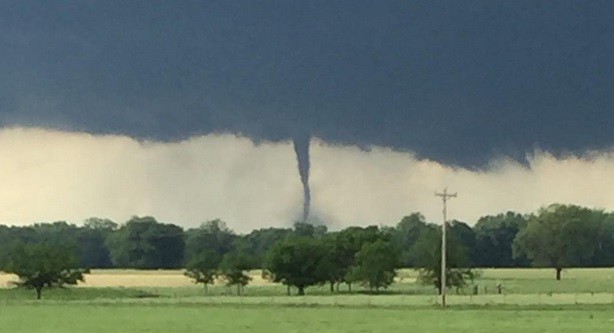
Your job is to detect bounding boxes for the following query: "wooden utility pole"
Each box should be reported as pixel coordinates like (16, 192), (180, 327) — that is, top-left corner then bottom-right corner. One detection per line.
(435, 188), (457, 308)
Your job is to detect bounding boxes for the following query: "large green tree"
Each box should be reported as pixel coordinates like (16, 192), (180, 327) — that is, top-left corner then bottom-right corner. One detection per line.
(448, 220), (477, 267)
(79, 218), (117, 268)
(349, 239), (398, 292)
(589, 213), (614, 267)
(184, 219), (236, 267)
(184, 249), (220, 293)
(333, 226), (385, 291)
(1, 220), (117, 270)
(513, 204), (603, 280)
(411, 224), (476, 294)
(319, 232), (346, 293)
(474, 212), (528, 267)
(108, 216), (185, 269)
(266, 237), (328, 295)
(219, 247), (253, 295)
(241, 227), (292, 268)
(5, 243), (85, 299)
(392, 213), (431, 267)
(0, 225), (10, 268)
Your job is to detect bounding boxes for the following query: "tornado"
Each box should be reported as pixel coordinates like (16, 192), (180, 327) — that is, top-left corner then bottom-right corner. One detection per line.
(292, 134), (311, 222)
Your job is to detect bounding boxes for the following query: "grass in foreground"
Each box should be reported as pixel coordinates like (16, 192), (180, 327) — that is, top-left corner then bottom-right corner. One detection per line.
(1, 268), (614, 333)
(1, 303), (614, 333)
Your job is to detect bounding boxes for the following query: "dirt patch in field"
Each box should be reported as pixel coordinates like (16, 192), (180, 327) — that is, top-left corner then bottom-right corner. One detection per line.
(81, 272), (193, 287)
(0, 273), (16, 287)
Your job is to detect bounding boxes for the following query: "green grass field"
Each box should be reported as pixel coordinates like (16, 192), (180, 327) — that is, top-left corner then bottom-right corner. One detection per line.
(2, 268), (614, 332)
(2, 303), (614, 333)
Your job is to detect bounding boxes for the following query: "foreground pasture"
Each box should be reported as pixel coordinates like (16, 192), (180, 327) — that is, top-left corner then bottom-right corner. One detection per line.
(1, 268), (614, 332)
(1, 303), (613, 333)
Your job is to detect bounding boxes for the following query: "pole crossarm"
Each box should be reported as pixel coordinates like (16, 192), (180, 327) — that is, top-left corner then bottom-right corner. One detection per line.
(435, 188), (457, 308)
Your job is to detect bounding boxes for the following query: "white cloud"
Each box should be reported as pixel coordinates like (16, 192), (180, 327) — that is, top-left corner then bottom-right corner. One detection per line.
(0, 128), (302, 232)
(311, 142), (614, 226)
(1, 127), (614, 232)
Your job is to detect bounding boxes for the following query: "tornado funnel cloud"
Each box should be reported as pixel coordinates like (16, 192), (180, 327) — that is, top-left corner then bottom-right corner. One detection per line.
(293, 135), (311, 222)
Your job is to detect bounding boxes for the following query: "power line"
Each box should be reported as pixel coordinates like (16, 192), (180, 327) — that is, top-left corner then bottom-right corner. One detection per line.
(435, 188), (457, 308)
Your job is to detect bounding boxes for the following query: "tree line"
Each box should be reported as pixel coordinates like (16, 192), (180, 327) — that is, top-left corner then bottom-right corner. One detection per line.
(2, 203), (614, 298)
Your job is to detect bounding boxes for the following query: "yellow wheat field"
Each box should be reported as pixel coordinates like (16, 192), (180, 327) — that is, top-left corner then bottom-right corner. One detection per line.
(0, 270), (276, 288)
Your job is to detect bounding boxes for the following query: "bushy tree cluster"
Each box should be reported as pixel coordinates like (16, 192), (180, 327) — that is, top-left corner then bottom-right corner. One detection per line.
(3, 203), (614, 299)
(5, 243), (85, 299)
(513, 204), (604, 280)
(107, 216), (185, 269)
(265, 224), (399, 295)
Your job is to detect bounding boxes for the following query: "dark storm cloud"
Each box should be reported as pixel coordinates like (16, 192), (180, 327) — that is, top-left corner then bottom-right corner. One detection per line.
(2, 0), (614, 166)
